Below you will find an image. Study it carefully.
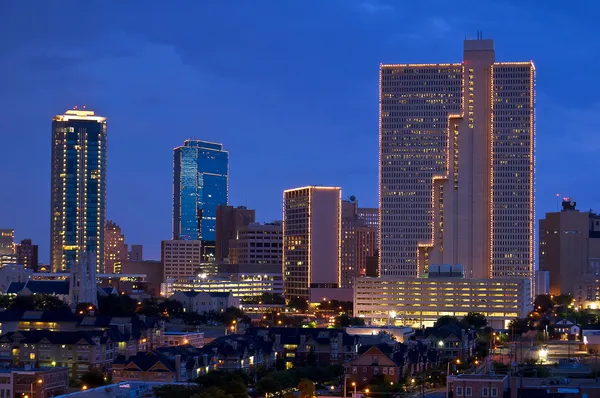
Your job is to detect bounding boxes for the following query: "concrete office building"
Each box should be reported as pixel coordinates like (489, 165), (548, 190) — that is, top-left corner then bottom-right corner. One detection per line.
(15, 239), (38, 271)
(357, 208), (378, 243)
(0, 229), (14, 255)
(128, 244), (143, 261)
(379, 37), (535, 280)
(283, 186), (341, 300)
(354, 269), (530, 329)
(340, 200), (358, 289)
(104, 221), (127, 274)
(228, 222), (282, 266)
(356, 223), (377, 278)
(162, 273), (283, 298)
(539, 199), (600, 304)
(161, 239), (202, 279)
(215, 205), (256, 262)
(50, 108), (107, 272)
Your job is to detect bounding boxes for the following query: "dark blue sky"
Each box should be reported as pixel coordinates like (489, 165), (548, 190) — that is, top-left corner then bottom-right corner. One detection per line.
(1, 1), (598, 262)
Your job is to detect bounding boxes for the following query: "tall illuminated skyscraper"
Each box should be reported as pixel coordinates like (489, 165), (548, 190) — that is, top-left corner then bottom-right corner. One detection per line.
(379, 37), (535, 280)
(51, 108), (107, 272)
(283, 186), (341, 300)
(173, 140), (228, 261)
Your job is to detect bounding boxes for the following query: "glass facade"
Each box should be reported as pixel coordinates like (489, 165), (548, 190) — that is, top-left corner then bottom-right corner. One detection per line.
(50, 109), (107, 272)
(173, 140), (228, 261)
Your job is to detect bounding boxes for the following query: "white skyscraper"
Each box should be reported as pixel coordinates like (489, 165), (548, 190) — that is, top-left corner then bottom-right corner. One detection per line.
(379, 37), (535, 280)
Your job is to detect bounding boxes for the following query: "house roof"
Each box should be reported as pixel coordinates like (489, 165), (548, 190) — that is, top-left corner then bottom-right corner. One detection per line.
(6, 282), (26, 294)
(113, 352), (176, 372)
(246, 327), (359, 346)
(0, 309), (80, 323)
(23, 280), (70, 295)
(208, 292), (231, 298)
(0, 330), (98, 345)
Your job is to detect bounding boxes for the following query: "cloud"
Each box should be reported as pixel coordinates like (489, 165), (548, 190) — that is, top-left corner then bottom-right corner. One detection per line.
(359, 1), (394, 14)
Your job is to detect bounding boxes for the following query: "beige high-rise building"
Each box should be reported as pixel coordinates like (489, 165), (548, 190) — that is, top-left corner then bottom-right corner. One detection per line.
(539, 199), (600, 302)
(229, 222), (282, 265)
(283, 186), (341, 300)
(161, 239), (202, 280)
(104, 221), (127, 274)
(379, 37), (535, 280)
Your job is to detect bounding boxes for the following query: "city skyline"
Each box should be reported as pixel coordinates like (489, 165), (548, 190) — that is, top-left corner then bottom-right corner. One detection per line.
(1, 2), (598, 262)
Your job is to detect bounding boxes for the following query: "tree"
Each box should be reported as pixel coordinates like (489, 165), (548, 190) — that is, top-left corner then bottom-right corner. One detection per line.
(434, 316), (459, 328)
(0, 295), (13, 309)
(275, 357), (286, 371)
(192, 387), (229, 398)
(334, 314), (365, 328)
(33, 294), (70, 311)
(80, 370), (105, 388)
(288, 297), (309, 311)
(554, 294), (572, 307)
(97, 294), (137, 316)
(509, 318), (531, 336)
(461, 312), (488, 329)
(534, 294), (556, 312)
(158, 299), (184, 316)
(195, 370), (247, 397)
(10, 295), (35, 310)
(298, 378), (316, 398)
(307, 348), (317, 366)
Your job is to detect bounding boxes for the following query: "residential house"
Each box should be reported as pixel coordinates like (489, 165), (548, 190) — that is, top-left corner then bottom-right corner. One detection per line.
(112, 351), (186, 383)
(163, 331), (204, 348)
(448, 374), (509, 398)
(345, 344), (407, 388)
(417, 323), (476, 359)
(0, 329), (131, 378)
(246, 327), (360, 368)
(552, 319), (581, 340)
(171, 291), (240, 314)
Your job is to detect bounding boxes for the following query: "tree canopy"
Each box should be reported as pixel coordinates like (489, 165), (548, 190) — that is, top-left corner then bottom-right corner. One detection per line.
(461, 312), (488, 329)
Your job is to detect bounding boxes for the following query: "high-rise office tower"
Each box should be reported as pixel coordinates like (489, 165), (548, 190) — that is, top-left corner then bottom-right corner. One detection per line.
(0, 229), (14, 255)
(283, 186), (341, 300)
(104, 221), (127, 274)
(162, 238), (202, 279)
(173, 140), (229, 262)
(340, 199), (358, 289)
(229, 222), (283, 266)
(379, 37), (535, 280)
(128, 245), (143, 261)
(51, 108), (107, 272)
(16, 239), (39, 271)
(357, 208), (379, 244)
(539, 199), (600, 300)
(356, 222), (377, 278)
(215, 205), (256, 262)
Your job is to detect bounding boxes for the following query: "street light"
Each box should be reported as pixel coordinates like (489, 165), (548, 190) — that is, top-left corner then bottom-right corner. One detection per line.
(82, 385), (88, 390)
(30, 378), (42, 398)
(352, 381), (357, 398)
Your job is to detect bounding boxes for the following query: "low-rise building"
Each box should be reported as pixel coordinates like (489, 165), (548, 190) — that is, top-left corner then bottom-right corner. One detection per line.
(447, 374), (509, 398)
(345, 344), (406, 388)
(354, 276), (530, 329)
(0, 366), (69, 398)
(417, 323), (476, 359)
(162, 273), (283, 298)
(171, 291), (239, 314)
(0, 264), (33, 293)
(552, 318), (581, 340)
(246, 327), (359, 369)
(112, 351), (185, 383)
(163, 331), (204, 348)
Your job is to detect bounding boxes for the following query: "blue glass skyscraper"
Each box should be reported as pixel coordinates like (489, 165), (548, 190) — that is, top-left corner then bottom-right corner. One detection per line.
(173, 140), (228, 261)
(51, 108), (107, 272)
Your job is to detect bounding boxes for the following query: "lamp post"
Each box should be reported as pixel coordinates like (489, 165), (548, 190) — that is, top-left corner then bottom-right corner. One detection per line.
(352, 381), (357, 398)
(30, 378), (42, 398)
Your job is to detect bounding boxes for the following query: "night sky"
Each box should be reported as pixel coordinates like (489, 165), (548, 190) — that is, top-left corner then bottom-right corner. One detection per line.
(0, 1), (598, 262)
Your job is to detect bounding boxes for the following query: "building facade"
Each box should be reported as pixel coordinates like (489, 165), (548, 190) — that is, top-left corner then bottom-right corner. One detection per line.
(340, 200), (358, 289)
(51, 108), (107, 272)
(0, 230), (14, 255)
(357, 208), (378, 244)
(162, 273), (283, 298)
(171, 291), (239, 314)
(215, 205), (256, 262)
(104, 221), (128, 274)
(162, 239), (202, 280)
(379, 38), (535, 280)
(128, 244), (143, 261)
(229, 222), (283, 266)
(173, 140), (229, 261)
(539, 199), (600, 301)
(15, 239), (38, 271)
(354, 275), (530, 329)
(356, 223), (377, 280)
(283, 186), (341, 300)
